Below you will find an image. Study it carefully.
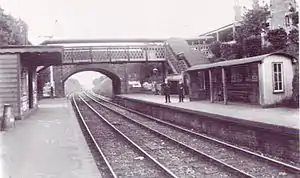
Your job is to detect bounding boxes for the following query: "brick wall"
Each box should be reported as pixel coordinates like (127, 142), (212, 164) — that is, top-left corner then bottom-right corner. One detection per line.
(48, 62), (165, 97)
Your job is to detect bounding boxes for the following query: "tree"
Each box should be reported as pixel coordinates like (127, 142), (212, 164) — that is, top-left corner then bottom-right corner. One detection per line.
(219, 42), (243, 60)
(92, 76), (106, 87)
(209, 41), (221, 58)
(92, 77), (113, 97)
(64, 78), (82, 97)
(267, 28), (288, 50)
(292, 60), (299, 107)
(234, 5), (270, 57)
(288, 29), (299, 44)
(0, 6), (28, 45)
(240, 5), (270, 37)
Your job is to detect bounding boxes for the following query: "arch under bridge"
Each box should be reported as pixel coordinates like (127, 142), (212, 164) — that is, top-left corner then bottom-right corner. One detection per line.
(38, 37), (212, 97)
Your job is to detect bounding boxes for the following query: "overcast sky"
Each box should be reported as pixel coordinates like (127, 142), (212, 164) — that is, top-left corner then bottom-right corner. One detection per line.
(0, 0), (247, 44)
(1, 0), (254, 87)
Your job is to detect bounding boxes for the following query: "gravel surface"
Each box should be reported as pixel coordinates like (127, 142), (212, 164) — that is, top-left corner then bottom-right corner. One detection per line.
(85, 97), (240, 178)
(92, 93), (300, 167)
(73, 101), (113, 178)
(86, 95), (300, 178)
(75, 98), (169, 178)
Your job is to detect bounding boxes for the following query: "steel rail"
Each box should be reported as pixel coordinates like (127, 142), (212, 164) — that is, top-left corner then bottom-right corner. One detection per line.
(87, 91), (300, 174)
(84, 93), (255, 178)
(72, 96), (118, 178)
(78, 95), (179, 178)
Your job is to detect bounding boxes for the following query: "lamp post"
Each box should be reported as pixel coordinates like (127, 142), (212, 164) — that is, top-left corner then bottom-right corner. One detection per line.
(153, 67), (159, 95)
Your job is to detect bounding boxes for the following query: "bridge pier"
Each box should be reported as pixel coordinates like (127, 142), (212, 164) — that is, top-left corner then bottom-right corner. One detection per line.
(122, 63), (129, 94)
(53, 65), (65, 97)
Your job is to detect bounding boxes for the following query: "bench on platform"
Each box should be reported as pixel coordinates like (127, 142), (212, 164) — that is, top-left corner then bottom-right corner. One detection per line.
(227, 83), (257, 102)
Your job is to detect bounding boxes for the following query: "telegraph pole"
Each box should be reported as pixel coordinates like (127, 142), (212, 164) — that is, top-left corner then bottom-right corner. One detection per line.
(38, 20), (58, 95)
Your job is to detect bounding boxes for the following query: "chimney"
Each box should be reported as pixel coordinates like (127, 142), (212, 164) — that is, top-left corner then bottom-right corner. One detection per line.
(234, 0), (242, 22)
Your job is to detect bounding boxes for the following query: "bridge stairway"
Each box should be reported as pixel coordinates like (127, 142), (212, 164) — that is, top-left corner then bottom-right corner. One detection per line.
(165, 38), (212, 74)
(165, 44), (189, 74)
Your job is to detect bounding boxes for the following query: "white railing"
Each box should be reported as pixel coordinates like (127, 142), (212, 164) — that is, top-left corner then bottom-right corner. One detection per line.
(63, 45), (166, 64)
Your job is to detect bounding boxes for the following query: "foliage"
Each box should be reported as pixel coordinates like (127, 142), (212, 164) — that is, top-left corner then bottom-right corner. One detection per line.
(233, 5), (269, 57)
(292, 61), (299, 107)
(92, 77), (113, 97)
(209, 41), (221, 58)
(231, 43), (243, 59)
(92, 76), (106, 86)
(261, 45), (275, 54)
(243, 36), (262, 57)
(0, 7), (28, 45)
(239, 5), (270, 38)
(291, 11), (299, 26)
(286, 8), (299, 107)
(267, 28), (287, 50)
(289, 6), (299, 27)
(219, 43), (242, 60)
(288, 28), (299, 44)
(64, 78), (82, 97)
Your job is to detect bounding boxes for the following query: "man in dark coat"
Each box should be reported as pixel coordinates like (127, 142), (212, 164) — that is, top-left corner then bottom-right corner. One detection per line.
(178, 82), (185, 102)
(163, 82), (171, 103)
(50, 86), (54, 98)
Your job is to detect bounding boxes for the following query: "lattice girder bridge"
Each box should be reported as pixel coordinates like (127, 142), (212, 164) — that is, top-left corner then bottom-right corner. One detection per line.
(63, 44), (167, 64)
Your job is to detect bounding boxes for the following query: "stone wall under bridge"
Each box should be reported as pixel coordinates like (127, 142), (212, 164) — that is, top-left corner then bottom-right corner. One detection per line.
(46, 62), (167, 97)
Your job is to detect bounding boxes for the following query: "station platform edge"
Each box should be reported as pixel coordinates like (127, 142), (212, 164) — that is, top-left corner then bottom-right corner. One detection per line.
(116, 94), (300, 132)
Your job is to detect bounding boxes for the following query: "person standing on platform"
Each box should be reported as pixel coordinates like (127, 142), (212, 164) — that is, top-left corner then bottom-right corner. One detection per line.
(163, 82), (171, 103)
(50, 86), (54, 98)
(178, 82), (185, 102)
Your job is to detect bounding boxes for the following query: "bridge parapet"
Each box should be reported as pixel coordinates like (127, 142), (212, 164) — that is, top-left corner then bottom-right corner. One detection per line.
(63, 45), (166, 64)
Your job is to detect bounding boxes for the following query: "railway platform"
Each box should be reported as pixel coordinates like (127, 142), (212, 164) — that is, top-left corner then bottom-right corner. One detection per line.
(117, 94), (299, 130)
(0, 98), (100, 178)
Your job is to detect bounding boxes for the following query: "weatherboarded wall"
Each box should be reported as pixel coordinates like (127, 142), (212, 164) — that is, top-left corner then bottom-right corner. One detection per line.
(0, 54), (20, 119)
(260, 55), (294, 106)
(20, 65), (29, 116)
(19, 64), (38, 117)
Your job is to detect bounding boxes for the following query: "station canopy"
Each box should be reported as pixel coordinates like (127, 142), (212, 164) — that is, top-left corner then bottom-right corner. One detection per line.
(0, 45), (63, 66)
(186, 52), (297, 72)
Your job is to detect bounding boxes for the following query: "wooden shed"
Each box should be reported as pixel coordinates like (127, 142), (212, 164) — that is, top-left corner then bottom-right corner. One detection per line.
(185, 53), (297, 107)
(0, 46), (63, 119)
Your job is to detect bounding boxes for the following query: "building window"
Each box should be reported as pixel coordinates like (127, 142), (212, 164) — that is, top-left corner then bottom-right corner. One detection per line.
(273, 63), (284, 92)
(197, 71), (206, 90)
(285, 15), (290, 27)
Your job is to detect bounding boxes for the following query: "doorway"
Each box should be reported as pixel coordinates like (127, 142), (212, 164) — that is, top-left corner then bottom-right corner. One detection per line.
(28, 69), (34, 109)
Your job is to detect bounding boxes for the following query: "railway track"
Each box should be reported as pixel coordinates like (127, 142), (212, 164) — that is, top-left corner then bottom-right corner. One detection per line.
(84, 91), (300, 177)
(73, 96), (175, 178)
(79, 93), (253, 177)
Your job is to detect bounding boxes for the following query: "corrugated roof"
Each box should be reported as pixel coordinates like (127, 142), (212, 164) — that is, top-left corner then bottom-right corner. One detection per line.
(0, 45), (63, 54)
(186, 52), (296, 72)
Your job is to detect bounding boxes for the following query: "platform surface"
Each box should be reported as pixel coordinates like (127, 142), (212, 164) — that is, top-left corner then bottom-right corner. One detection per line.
(0, 98), (100, 178)
(118, 94), (299, 130)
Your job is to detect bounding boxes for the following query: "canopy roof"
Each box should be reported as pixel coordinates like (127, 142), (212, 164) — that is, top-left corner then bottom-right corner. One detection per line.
(0, 45), (63, 53)
(0, 45), (63, 66)
(40, 37), (215, 45)
(186, 52), (296, 72)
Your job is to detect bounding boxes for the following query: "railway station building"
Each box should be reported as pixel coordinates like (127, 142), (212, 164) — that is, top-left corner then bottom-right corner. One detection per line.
(184, 52), (297, 107)
(0, 46), (63, 120)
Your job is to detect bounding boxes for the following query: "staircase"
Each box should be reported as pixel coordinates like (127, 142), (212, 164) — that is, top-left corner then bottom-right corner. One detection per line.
(165, 44), (190, 74)
(164, 37), (212, 74)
